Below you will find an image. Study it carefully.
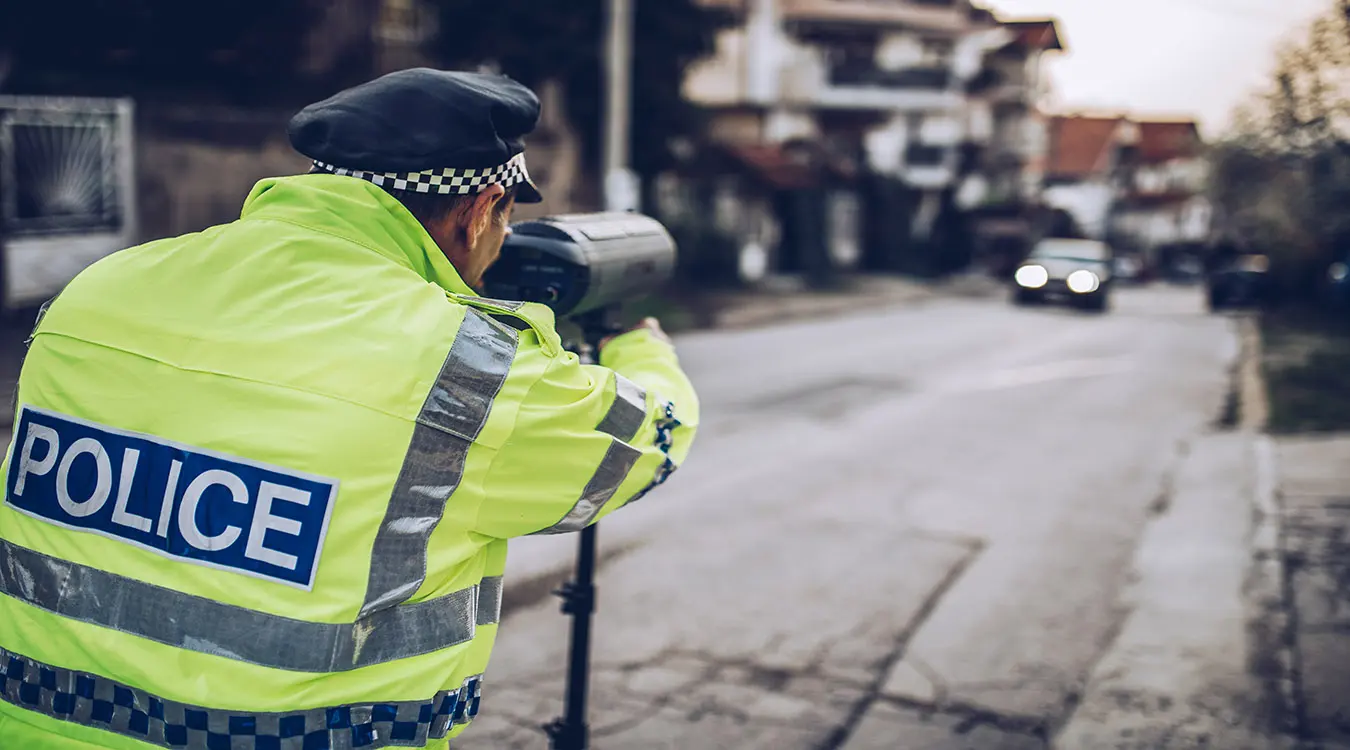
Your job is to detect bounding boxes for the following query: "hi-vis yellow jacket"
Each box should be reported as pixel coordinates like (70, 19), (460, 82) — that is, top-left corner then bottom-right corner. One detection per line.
(0, 174), (698, 749)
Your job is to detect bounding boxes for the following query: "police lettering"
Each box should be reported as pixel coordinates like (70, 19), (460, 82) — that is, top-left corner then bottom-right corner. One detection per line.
(5, 407), (337, 589)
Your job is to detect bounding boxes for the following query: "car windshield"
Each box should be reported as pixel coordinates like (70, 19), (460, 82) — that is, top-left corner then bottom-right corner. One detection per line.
(1030, 240), (1110, 264)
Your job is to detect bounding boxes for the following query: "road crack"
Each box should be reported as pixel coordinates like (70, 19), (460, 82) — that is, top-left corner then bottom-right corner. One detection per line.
(876, 693), (1049, 739)
(816, 538), (987, 750)
(1049, 440), (1189, 741)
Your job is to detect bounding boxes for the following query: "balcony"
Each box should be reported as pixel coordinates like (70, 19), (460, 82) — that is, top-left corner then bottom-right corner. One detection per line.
(781, 0), (971, 33)
(694, 0), (747, 10)
(781, 58), (964, 112)
(970, 66), (1035, 105)
(829, 64), (951, 89)
(906, 143), (948, 167)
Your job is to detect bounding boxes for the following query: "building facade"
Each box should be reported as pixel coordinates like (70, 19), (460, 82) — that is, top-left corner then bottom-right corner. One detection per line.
(1042, 115), (1140, 241)
(683, 0), (1065, 280)
(959, 17), (1063, 272)
(1040, 115), (1212, 269)
(1110, 119), (1212, 265)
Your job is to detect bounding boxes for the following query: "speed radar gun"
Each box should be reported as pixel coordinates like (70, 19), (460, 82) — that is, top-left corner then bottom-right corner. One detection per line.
(480, 212), (677, 750)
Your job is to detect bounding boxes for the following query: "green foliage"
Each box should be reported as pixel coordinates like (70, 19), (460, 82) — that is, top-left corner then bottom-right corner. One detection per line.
(1213, 0), (1350, 302)
(0, 1), (322, 104)
(426, 0), (731, 176)
(1263, 310), (1350, 433)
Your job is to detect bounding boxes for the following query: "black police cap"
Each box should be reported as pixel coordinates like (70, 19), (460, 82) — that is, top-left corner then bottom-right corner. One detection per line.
(289, 68), (543, 203)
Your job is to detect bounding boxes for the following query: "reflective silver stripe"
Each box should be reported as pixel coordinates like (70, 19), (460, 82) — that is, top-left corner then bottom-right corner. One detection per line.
(531, 373), (649, 536)
(476, 576), (503, 626)
(0, 539), (498, 672)
(360, 309), (518, 617)
(531, 440), (643, 535)
(0, 644), (482, 749)
(597, 373), (648, 442)
(456, 295), (525, 312)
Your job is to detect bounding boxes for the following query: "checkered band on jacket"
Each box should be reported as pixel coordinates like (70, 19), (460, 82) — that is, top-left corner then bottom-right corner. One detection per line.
(1, 645), (483, 749)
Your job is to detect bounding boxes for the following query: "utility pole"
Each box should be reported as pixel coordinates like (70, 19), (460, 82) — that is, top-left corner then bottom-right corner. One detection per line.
(603, 0), (638, 213)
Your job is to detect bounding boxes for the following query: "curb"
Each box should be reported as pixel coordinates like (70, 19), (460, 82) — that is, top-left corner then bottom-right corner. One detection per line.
(706, 275), (1005, 332)
(1240, 315), (1270, 432)
(710, 288), (936, 330)
(1240, 313), (1302, 737)
(1254, 434), (1302, 737)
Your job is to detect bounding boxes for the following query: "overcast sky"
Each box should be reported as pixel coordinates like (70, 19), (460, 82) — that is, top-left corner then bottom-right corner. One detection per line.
(984, 0), (1332, 137)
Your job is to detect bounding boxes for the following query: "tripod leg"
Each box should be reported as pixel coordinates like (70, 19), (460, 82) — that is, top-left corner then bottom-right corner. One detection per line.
(547, 524), (598, 750)
(547, 324), (614, 749)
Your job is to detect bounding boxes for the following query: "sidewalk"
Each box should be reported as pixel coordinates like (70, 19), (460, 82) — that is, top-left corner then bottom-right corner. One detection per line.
(1277, 433), (1350, 748)
(700, 272), (1005, 331)
(1049, 432), (1295, 750)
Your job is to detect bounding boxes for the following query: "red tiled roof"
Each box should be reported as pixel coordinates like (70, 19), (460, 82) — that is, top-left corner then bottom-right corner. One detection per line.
(1048, 116), (1125, 178)
(1136, 120), (1202, 164)
(724, 144), (816, 189)
(1002, 19), (1064, 51)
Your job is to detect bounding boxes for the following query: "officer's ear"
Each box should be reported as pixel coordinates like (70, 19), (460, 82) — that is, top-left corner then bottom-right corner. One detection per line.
(463, 185), (507, 248)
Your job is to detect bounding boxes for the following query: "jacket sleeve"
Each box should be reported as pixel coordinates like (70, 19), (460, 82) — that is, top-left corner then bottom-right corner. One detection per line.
(474, 328), (700, 539)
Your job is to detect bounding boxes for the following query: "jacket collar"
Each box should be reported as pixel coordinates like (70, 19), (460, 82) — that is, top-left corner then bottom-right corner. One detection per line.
(240, 174), (477, 296)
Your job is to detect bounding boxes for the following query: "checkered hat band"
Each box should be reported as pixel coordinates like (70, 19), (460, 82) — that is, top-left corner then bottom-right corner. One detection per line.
(314, 153), (531, 196)
(1, 644), (484, 749)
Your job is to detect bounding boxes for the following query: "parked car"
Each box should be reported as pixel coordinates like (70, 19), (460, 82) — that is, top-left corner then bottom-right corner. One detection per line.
(1326, 258), (1350, 311)
(1170, 255), (1205, 284)
(1206, 253), (1272, 310)
(1012, 238), (1113, 312)
(1113, 254), (1145, 284)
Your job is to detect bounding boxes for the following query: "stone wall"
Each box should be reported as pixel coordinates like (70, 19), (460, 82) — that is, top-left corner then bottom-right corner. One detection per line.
(134, 105), (304, 242)
(133, 79), (593, 243)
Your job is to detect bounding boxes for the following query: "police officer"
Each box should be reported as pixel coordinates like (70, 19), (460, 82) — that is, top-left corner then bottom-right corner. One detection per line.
(0, 69), (698, 749)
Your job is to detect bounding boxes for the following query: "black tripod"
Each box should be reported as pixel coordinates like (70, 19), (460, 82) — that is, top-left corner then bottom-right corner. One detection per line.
(544, 311), (623, 750)
(543, 522), (600, 750)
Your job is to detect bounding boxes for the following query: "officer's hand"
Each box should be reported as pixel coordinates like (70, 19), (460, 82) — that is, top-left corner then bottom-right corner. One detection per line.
(601, 317), (671, 350)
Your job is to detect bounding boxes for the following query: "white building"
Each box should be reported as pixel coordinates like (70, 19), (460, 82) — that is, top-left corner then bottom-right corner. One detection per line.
(1109, 120), (1212, 259)
(958, 17), (1064, 272)
(683, 0), (1066, 277)
(1041, 115), (1140, 241)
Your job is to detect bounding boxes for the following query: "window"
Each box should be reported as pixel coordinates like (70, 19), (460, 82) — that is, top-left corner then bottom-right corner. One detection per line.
(2, 108), (124, 235)
(1031, 239), (1110, 263)
(919, 38), (953, 67)
(906, 143), (947, 167)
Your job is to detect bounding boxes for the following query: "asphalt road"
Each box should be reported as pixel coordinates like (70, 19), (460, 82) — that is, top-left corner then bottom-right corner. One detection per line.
(455, 284), (1273, 749)
(0, 283), (1282, 748)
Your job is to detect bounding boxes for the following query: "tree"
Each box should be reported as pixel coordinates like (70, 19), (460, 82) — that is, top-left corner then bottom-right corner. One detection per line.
(426, 1), (731, 178)
(1211, 0), (1350, 300)
(0, 1), (322, 104)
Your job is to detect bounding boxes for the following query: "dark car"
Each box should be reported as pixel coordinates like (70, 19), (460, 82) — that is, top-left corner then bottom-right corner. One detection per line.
(1012, 238), (1113, 312)
(1206, 253), (1271, 310)
(1113, 254), (1145, 284)
(1325, 259), (1350, 311)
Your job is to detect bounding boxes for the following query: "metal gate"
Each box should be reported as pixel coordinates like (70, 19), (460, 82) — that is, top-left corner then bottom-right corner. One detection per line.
(0, 95), (137, 311)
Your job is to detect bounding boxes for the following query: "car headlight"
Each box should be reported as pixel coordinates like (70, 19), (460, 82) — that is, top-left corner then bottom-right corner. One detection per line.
(1331, 262), (1348, 282)
(1015, 265), (1049, 289)
(1067, 270), (1100, 294)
